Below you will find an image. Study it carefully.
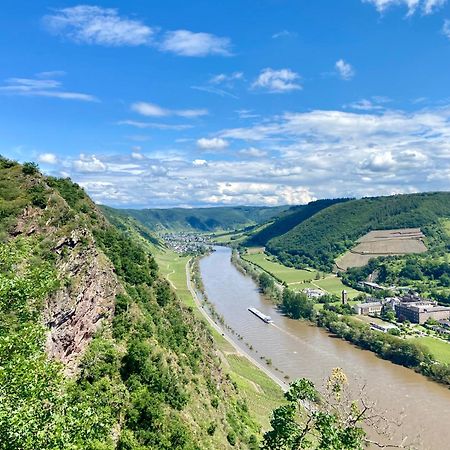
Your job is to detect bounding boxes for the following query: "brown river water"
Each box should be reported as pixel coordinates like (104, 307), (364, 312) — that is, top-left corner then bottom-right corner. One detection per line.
(199, 246), (450, 449)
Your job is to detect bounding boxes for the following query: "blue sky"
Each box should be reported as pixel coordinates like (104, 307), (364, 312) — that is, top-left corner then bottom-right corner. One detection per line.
(1, 0), (450, 207)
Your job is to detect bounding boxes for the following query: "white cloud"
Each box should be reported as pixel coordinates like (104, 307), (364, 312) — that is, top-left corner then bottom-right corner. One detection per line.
(362, 151), (396, 171)
(197, 137), (229, 150)
(43, 6), (233, 58)
(72, 154), (107, 173)
(346, 97), (391, 110)
(252, 68), (302, 93)
(131, 152), (145, 160)
(335, 59), (355, 80)
(131, 102), (168, 117)
(131, 101), (208, 118)
(272, 30), (298, 39)
(38, 153), (58, 164)
(363, 0), (447, 15)
(347, 99), (383, 111)
(193, 159), (208, 166)
(206, 182), (314, 206)
(118, 120), (193, 131)
(239, 147), (268, 158)
(0, 76), (97, 102)
(443, 19), (450, 38)
(43, 5), (154, 46)
(209, 72), (243, 85)
(159, 30), (232, 56)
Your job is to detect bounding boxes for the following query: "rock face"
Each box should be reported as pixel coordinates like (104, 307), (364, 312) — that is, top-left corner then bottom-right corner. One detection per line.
(44, 228), (119, 374)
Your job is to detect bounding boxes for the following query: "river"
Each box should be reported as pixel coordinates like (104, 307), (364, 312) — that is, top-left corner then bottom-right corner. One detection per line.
(199, 246), (450, 449)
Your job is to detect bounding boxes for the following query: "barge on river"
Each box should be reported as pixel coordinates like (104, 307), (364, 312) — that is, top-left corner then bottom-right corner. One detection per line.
(248, 307), (273, 324)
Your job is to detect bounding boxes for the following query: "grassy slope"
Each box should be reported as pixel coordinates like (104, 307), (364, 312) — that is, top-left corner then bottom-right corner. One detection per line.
(412, 336), (450, 364)
(242, 251), (361, 299)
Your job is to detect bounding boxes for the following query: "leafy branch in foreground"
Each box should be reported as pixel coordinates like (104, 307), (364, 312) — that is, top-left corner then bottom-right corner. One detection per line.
(262, 368), (411, 450)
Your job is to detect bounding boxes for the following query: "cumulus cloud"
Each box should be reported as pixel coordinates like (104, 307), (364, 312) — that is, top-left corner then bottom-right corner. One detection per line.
(43, 5), (154, 46)
(38, 153), (58, 164)
(335, 59), (355, 80)
(159, 30), (232, 56)
(72, 154), (107, 173)
(252, 68), (302, 93)
(40, 102), (450, 208)
(0, 74), (97, 102)
(205, 182), (314, 206)
(197, 137), (229, 150)
(363, 0), (447, 15)
(131, 101), (208, 118)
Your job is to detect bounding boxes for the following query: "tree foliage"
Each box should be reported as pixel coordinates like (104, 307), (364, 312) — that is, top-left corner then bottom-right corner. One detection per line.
(262, 369), (366, 450)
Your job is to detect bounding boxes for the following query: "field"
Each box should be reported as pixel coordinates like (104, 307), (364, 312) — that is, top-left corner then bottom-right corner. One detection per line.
(243, 252), (316, 283)
(336, 228), (427, 270)
(243, 250), (362, 299)
(412, 336), (450, 364)
(313, 276), (362, 299)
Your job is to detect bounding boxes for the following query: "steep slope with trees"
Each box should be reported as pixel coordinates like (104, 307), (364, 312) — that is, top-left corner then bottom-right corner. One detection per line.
(245, 199), (349, 247)
(266, 192), (450, 271)
(0, 158), (260, 449)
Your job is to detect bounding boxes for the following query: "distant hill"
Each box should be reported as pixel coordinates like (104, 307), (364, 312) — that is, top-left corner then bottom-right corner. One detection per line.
(266, 192), (450, 271)
(245, 199), (350, 247)
(103, 205), (289, 232)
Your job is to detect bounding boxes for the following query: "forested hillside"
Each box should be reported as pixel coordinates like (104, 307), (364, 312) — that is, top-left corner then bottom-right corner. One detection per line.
(104, 205), (288, 232)
(0, 158), (260, 449)
(266, 192), (450, 271)
(245, 199), (349, 247)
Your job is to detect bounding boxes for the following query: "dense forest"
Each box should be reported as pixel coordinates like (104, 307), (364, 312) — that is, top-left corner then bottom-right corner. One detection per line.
(245, 199), (349, 247)
(0, 158), (261, 449)
(265, 192), (450, 271)
(104, 205), (288, 232)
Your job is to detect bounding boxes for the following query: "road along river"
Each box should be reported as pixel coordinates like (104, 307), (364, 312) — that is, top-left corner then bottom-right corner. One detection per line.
(198, 246), (450, 449)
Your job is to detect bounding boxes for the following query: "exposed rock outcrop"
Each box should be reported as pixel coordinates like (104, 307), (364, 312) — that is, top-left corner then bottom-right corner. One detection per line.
(44, 228), (119, 374)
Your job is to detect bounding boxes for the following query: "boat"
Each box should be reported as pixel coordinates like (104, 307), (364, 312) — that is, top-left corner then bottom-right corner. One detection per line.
(248, 307), (273, 324)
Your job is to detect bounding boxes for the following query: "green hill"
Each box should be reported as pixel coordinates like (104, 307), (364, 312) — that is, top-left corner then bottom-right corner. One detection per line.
(245, 199), (349, 247)
(266, 192), (450, 271)
(0, 157), (261, 449)
(104, 205), (288, 232)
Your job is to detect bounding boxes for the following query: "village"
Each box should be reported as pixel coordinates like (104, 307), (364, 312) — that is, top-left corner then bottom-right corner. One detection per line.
(162, 232), (212, 255)
(304, 283), (450, 337)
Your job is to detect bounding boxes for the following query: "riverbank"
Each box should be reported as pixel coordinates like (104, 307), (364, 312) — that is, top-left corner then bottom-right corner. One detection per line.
(153, 247), (285, 429)
(233, 248), (450, 387)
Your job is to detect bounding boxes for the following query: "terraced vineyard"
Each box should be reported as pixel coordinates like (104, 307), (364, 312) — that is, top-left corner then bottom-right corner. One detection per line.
(336, 228), (427, 270)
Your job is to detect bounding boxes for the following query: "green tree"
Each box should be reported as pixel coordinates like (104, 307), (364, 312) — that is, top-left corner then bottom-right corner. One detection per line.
(262, 369), (366, 450)
(22, 161), (39, 175)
